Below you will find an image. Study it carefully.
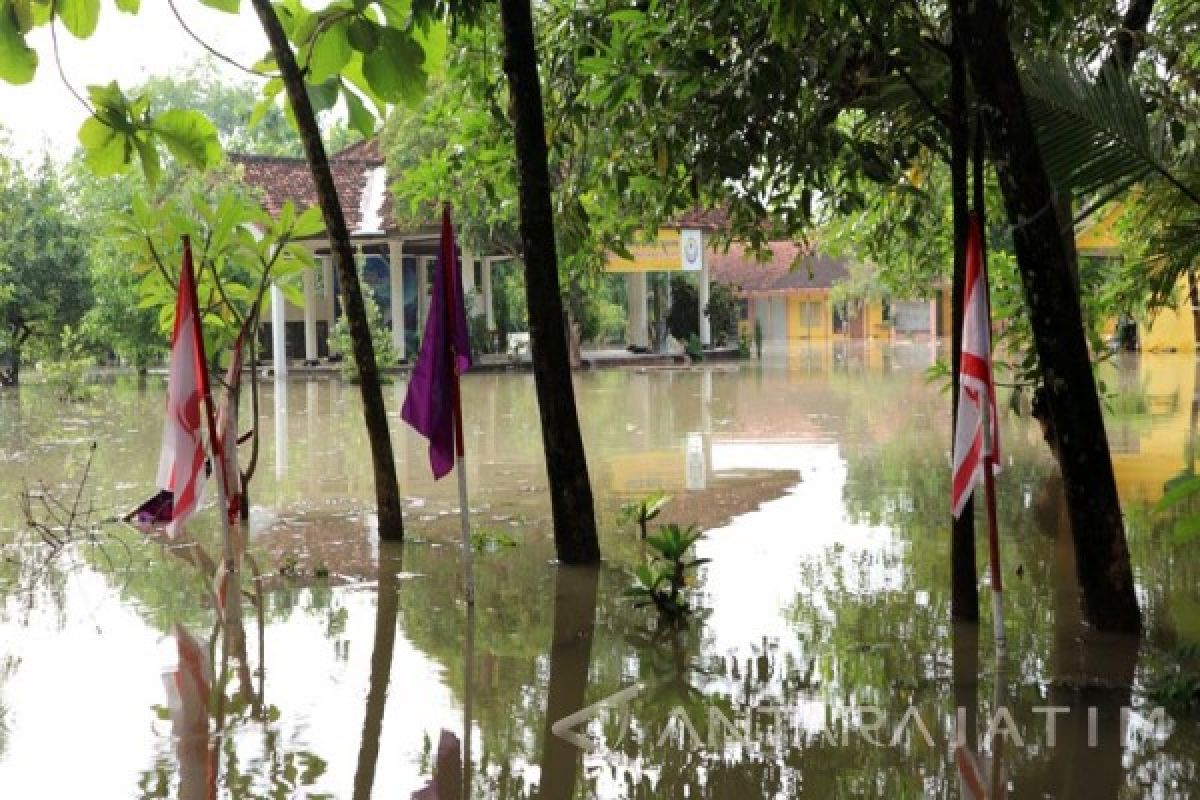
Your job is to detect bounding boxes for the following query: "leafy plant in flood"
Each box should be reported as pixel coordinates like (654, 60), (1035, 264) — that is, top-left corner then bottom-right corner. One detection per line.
(627, 523), (708, 623)
(1144, 642), (1200, 710)
(619, 491), (670, 540)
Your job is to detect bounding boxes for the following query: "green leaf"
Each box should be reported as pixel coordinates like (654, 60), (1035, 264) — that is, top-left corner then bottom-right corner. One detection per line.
(361, 27), (426, 108)
(0, 3), (37, 84)
(347, 17), (379, 52)
(1157, 475), (1200, 512)
(57, 0), (100, 38)
(114, 0), (140, 11)
(292, 205), (325, 238)
(342, 85), (375, 138)
(306, 77), (340, 114)
(151, 109), (222, 169)
(78, 116), (130, 175)
(133, 134), (161, 186)
(307, 17), (352, 82)
(198, 0), (239, 12)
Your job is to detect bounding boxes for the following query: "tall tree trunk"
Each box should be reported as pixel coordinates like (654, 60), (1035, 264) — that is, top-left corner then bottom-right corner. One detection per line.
(537, 565), (600, 799)
(951, 0), (1141, 634)
(498, 0), (600, 564)
(948, 32), (979, 622)
(248, 0), (404, 541)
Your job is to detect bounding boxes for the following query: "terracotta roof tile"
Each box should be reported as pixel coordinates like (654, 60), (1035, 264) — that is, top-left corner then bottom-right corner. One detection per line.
(231, 137), (393, 235)
(709, 242), (849, 294)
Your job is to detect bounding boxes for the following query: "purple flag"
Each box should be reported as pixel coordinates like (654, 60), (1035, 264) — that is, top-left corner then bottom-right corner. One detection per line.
(402, 205), (472, 479)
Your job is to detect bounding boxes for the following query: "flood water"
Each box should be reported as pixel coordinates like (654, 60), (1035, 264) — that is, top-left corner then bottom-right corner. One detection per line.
(1, 343), (1198, 798)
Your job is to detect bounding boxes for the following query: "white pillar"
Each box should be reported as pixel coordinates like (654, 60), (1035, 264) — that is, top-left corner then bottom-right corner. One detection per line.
(270, 282), (288, 377)
(462, 250), (476, 296)
(388, 238), (406, 361)
(699, 261), (712, 347)
(322, 254), (334, 317)
(482, 256), (496, 331)
(627, 272), (648, 347)
(418, 256), (431, 331)
(302, 267), (318, 364)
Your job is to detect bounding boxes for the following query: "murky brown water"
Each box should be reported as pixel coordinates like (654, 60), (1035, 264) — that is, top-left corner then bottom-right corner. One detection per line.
(1, 343), (1198, 798)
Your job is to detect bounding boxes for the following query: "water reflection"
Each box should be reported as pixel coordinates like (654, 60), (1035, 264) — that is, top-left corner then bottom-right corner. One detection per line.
(0, 347), (1198, 796)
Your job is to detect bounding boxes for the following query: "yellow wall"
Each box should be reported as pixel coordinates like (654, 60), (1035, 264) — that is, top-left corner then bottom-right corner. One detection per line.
(786, 292), (831, 340)
(1141, 273), (1196, 352)
(1110, 354), (1197, 504)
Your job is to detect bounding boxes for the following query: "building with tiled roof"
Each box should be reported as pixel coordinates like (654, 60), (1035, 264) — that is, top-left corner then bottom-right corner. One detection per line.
(231, 138), (509, 367)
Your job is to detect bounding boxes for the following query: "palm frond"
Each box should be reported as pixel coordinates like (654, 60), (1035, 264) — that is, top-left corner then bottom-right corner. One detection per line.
(1022, 56), (1200, 208)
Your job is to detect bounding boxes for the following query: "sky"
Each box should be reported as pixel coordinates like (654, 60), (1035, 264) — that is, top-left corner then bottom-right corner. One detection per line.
(0, 2), (269, 164)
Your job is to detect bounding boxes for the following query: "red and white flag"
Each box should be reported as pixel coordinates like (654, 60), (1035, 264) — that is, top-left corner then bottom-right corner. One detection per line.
(951, 215), (1001, 518)
(156, 244), (208, 538)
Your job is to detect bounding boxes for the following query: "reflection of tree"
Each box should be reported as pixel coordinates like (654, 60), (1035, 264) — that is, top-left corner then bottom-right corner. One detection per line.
(353, 541), (403, 799)
(537, 566), (599, 800)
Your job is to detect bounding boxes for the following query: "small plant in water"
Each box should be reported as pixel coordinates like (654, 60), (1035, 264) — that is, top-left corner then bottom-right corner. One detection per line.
(627, 523), (708, 623)
(471, 526), (519, 552)
(619, 491), (670, 540)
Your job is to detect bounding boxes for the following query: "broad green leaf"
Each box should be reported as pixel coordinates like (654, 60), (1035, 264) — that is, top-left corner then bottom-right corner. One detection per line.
(347, 17), (378, 52)
(198, 0), (239, 12)
(292, 205), (325, 238)
(78, 115), (130, 175)
(152, 109), (222, 169)
(114, 0), (139, 12)
(1156, 474), (1200, 512)
(361, 27), (425, 108)
(133, 134), (161, 186)
(57, 0), (100, 38)
(307, 17), (352, 82)
(376, 0), (410, 27)
(0, 3), (37, 84)
(306, 77), (339, 114)
(342, 85), (375, 138)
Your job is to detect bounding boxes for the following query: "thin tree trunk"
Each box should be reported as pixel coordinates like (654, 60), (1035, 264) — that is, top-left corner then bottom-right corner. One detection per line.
(498, 0), (600, 564)
(248, 0), (404, 541)
(949, 31), (979, 622)
(951, 0), (1141, 634)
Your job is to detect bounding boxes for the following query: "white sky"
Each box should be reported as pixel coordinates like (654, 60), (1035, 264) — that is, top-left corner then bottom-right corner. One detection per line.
(0, 2), (269, 164)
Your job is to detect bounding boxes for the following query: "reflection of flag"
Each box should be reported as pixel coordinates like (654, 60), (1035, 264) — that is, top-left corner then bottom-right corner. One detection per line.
(402, 206), (472, 479)
(156, 242), (208, 537)
(163, 623), (214, 800)
(951, 215), (1001, 518)
(411, 729), (462, 800)
(954, 744), (990, 800)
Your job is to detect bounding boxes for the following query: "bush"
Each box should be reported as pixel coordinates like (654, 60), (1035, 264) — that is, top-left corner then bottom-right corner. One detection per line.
(666, 275), (699, 342)
(329, 289), (397, 383)
(38, 325), (93, 402)
(705, 282), (740, 346)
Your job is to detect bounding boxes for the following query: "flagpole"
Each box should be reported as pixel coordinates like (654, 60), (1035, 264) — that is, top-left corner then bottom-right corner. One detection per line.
(441, 206), (475, 607)
(182, 235), (247, 755)
(978, 261), (1005, 656)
